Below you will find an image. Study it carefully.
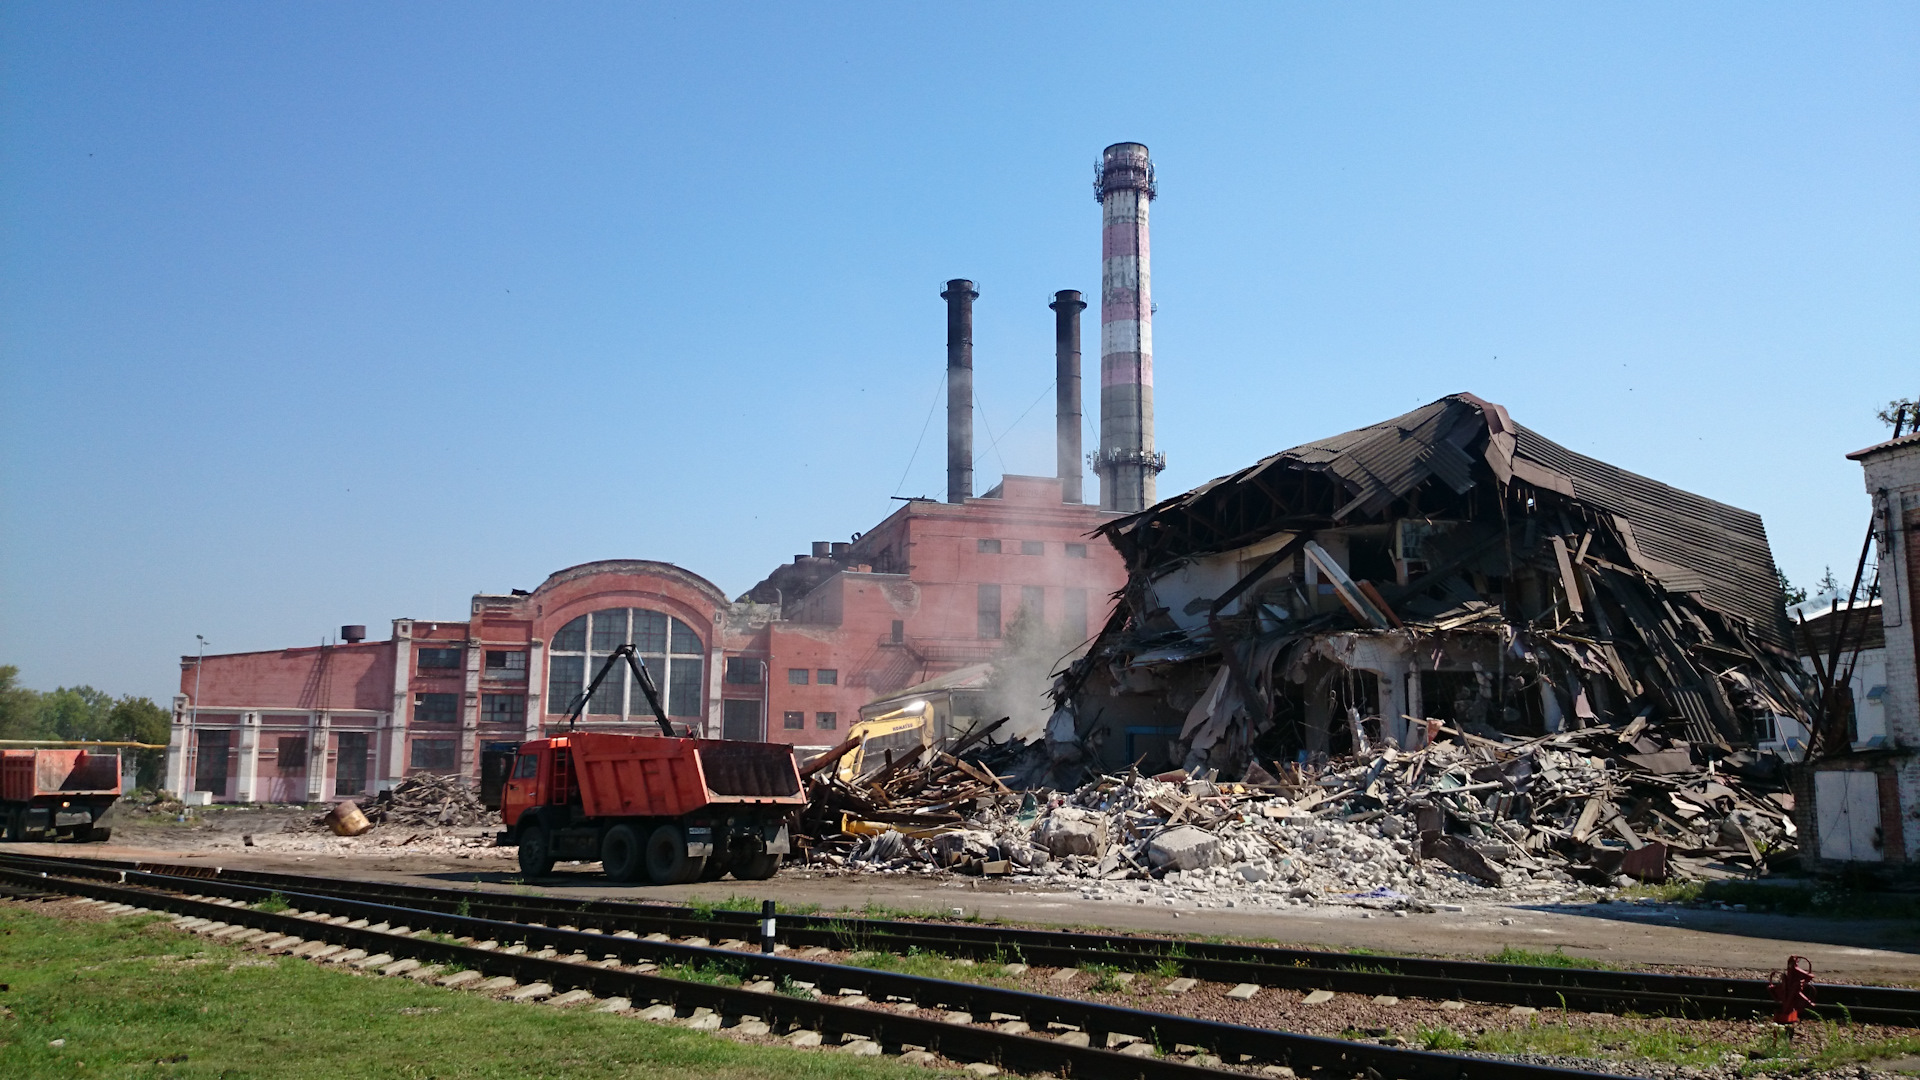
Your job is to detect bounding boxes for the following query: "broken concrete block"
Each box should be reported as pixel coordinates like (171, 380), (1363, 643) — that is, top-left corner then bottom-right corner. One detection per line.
(1440, 1000), (1466, 1011)
(1048, 968), (1079, 985)
(438, 970), (483, 988)
(595, 997), (631, 1012)
(1371, 995), (1399, 1006)
(1040, 807), (1109, 857)
(1509, 1006), (1538, 1018)
(961, 1064), (1000, 1077)
(732, 1020), (771, 1036)
(1119, 1043), (1157, 1058)
(506, 983), (554, 1002)
(1148, 825), (1220, 871)
(685, 1013), (723, 1031)
(899, 1050), (939, 1066)
(941, 1011), (973, 1025)
(996, 1020), (1030, 1035)
(787, 1030), (823, 1047)
(636, 1004), (677, 1021)
(841, 1040), (881, 1056)
(1001, 963), (1029, 976)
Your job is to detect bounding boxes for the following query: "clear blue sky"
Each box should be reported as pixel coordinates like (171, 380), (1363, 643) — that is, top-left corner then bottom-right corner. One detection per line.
(3, 4), (1914, 702)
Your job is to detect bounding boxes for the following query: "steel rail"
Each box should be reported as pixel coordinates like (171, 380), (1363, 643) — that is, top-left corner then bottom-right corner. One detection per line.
(14, 852), (1913, 1026)
(4, 859), (1640, 1080)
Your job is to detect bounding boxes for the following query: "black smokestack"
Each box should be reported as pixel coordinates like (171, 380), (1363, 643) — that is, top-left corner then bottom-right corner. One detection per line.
(943, 279), (977, 504)
(1051, 289), (1086, 504)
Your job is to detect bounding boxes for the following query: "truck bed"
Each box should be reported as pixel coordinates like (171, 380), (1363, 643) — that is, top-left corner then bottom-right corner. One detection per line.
(1, 749), (122, 803)
(565, 733), (802, 820)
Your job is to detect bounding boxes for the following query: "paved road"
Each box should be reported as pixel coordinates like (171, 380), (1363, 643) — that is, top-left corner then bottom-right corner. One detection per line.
(34, 838), (1920, 987)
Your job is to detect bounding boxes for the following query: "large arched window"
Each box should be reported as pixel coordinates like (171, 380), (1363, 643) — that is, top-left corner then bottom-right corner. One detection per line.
(547, 608), (704, 719)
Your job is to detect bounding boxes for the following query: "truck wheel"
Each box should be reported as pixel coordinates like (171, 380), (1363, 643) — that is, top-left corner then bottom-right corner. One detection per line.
(732, 852), (780, 881)
(601, 824), (645, 883)
(517, 822), (556, 878)
(644, 824), (706, 886)
(86, 827), (112, 843)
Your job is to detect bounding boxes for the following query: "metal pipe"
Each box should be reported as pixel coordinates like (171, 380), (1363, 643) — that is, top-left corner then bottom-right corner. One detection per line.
(1050, 290), (1086, 504)
(1093, 143), (1165, 513)
(942, 279), (977, 504)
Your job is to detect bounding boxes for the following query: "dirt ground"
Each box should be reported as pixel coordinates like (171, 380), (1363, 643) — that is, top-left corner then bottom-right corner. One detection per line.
(25, 809), (1920, 988)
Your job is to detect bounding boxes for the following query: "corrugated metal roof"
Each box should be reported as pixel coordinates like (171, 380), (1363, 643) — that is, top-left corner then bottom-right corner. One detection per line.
(1104, 393), (1791, 646)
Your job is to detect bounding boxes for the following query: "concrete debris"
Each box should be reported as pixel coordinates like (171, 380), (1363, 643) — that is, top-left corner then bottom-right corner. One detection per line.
(807, 720), (1794, 908)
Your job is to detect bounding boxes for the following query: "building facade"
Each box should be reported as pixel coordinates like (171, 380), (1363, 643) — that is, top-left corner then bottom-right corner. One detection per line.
(1797, 432), (1920, 866)
(167, 478), (1125, 802)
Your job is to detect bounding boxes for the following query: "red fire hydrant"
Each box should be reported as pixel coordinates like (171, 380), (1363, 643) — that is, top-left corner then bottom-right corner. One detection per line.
(1768, 956), (1815, 1024)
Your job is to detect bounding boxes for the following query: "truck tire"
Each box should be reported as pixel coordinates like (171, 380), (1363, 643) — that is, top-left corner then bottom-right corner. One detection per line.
(644, 823), (706, 886)
(86, 826), (112, 843)
(732, 852), (780, 881)
(600, 824), (645, 883)
(517, 821), (556, 879)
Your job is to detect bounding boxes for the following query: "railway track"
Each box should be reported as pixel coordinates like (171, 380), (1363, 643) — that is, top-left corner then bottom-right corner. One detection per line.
(3, 851), (1645, 1080)
(7, 851), (1915, 1027)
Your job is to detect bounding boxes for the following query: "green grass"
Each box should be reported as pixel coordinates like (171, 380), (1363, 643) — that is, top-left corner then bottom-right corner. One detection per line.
(0, 907), (947, 1079)
(845, 948), (1009, 987)
(1405, 1018), (1920, 1073)
(250, 892), (290, 914)
(1486, 945), (1612, 971)
(1083, 964), (1128, 994)
(684, 895), (822, 921)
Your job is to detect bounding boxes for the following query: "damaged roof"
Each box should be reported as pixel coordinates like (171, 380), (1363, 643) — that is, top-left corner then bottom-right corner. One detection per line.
(1101, 393), (1790, 646)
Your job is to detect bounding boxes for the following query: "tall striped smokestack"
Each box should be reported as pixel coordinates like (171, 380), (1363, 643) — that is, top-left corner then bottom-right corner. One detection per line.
(1050, 289), (1086, 504)
(942, 279), (977, 504)
(1093, 142), (1165, 513)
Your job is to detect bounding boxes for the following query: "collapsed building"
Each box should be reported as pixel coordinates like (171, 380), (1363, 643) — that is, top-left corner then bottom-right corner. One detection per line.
(1050, 392), (1813, 781)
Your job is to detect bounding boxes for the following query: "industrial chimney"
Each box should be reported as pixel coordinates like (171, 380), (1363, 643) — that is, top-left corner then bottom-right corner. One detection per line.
(1051, 290), (1086, 504)
(1092, 143), (1165, 513)
(340, 624), (366, 643)
(942, 279), (977, 504)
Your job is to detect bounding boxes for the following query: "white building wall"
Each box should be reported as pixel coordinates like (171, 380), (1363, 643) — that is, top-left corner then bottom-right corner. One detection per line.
(1853, 440), (1920, 860)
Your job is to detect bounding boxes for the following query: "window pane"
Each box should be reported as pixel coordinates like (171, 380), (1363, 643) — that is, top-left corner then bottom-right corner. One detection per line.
(977, 539), (1001, 554)
(588, 657), (623, 714)
(816, 712), (837, 730)
(485, 650), (528, 671)
(667, 658), (703, 718)
(551, 616), (587, 652)
(722, 699), (763, 740)
(783, 710), (805, 730)
(482, 694), (525, 724)
(548, 655), (585, 713)
(977, 584), (1001, 639)
(513, 753), (539, 779)
(414, 693), (459, 724)
(410, 739), (457, 772)
(418, 647), (462, 670)
(277, 736), (307, 775)
(1021, 540), (1044, 556)
(788, 668), (809, 685)
(591, 609), (629, 652)
(725, 657), (763, 684)
(626, 659), (658, 719)
(1065, 543), (1089, 558)
(1065, 588), (1089, 642)
(669, 617), (701, 655)
(817, 669), (838, 686)
(632, 609), (668, 653)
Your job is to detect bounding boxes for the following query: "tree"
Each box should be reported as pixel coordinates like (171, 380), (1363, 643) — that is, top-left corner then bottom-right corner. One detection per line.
(1776, 568), (1807, 608)
(0, 666), (42, 740)
(1877, 397), (1918, 433)
(108, 696), (172, 789)
(36, 686), (116, 742)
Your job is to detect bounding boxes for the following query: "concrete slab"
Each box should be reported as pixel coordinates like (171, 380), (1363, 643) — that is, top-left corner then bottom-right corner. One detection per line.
(1300, 989), (1334, 1005)
(439, 970), (484, 988)
(1227, 984), (1262, 1001)
(506, 983), (553, 1002)
(787, 1030), (822, 1047)
(636, 1004), (677, 1021)
(842, 1040), (881, 1056)
(1162, 978), (1197, 994)
(476, 976), (518, 993)
(546, 990), (596, 1007)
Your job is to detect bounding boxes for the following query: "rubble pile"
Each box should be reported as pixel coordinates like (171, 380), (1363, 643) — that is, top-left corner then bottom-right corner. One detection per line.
(299, 773), (493, 834)
(804, 722), (1795, 910)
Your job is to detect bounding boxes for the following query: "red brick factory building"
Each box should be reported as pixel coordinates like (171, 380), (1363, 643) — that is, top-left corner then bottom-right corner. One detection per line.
(165, 245), (1157, 803)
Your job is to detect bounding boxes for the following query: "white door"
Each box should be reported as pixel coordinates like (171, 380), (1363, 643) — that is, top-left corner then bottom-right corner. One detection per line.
(1815, 770), (1883, 862)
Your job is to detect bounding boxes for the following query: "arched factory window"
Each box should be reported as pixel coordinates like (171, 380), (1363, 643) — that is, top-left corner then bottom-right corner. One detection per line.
(546, 608), (704, 720)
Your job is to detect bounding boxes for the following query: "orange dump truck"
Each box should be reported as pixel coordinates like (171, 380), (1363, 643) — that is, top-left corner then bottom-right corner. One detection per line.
(1, 748), (123, 842)
(500, 732), (805, 884)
